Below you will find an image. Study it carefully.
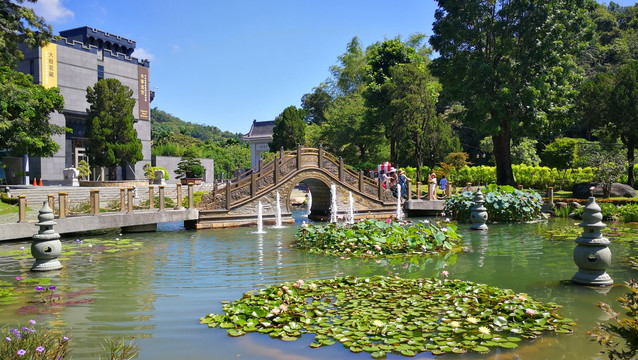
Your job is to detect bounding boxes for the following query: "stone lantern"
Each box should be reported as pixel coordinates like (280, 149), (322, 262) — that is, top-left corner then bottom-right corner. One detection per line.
(31, 202), (63, 271)
(571, 197), (612, 286)
(470, 189), (488, 230)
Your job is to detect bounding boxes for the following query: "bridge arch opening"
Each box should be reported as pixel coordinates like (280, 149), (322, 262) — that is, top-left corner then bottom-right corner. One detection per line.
(291, 178), (332, 219)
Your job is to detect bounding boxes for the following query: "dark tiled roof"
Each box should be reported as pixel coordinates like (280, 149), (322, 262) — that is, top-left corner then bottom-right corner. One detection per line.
(243, 120), (275, 140)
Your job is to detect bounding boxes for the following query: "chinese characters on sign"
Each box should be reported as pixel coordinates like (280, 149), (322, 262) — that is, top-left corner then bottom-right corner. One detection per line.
(138, 66), (150, 120)
(40, 43), (57, 88)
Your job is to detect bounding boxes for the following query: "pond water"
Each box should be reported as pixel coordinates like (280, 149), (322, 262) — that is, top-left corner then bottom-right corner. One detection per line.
(1, 209), (637, 360)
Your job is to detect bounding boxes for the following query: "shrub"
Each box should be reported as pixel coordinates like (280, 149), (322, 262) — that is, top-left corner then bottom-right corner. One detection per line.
(182, 191), (207, 208)
(589, 279), (638, 360)
(295, 218), (460, 258)
(619, 204), (638, 222)
(0, 321), (70, 359)
(444, 184), (543, 223)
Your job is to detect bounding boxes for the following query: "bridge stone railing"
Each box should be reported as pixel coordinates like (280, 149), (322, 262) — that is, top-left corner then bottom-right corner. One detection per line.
(199, 145), (385, 210)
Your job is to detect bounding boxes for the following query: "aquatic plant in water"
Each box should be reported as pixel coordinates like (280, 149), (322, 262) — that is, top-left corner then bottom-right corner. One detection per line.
(444, 185), (543, 223)
(295, 219), (460, 258)
(201, 276), (573, 357)
(589, 279), (638, 360)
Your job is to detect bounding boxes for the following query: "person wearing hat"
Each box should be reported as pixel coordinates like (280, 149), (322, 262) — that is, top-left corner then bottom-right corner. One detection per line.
(398, 169), (410, 199)
(428, 171), (437, 200)
(388, 168), (398, 194)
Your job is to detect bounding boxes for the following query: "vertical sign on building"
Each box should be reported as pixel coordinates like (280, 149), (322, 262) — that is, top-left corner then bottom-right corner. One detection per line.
(40, 43), (57, 88)
(138, 65), (150, 120)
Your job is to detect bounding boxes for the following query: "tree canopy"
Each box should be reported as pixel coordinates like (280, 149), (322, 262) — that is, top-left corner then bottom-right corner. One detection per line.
(430, 0), (596, 185)
(85, 78), (142, 177)
(270, 106), (306, 152)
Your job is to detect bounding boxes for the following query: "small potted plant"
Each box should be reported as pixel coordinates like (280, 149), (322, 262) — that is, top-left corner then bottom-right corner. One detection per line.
(175, 152), (205, 185)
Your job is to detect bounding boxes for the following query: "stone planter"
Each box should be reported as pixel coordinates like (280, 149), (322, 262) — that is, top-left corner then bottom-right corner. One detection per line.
(181, 178), (202, 185)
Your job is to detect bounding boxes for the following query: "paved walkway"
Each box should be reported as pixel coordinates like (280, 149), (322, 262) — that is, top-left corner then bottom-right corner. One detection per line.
(1, 183), (215, 224)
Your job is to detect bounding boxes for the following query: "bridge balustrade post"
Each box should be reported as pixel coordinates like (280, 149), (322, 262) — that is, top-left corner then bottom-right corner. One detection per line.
(318, 145), (323, 168)
(359, 170), (364, 192)
(280, 146), (284, 160)
(58, 192), (67, 218)
(297, 144), (302, 170)
(48, 194), (55, 213)
(339, 157), (344, 182)
(225, 180), (231, 210)
(175, 183), (184, 210)
(187, 184), (194, 209)
(159, 185), (165, 210)
(149, 186), (155, 209)
(407, 180), (412, 200)
(18, 195), (27, 222)
(378, 180), (383, 200)
(258, 158), (262, 173)
(120, 188), (126, 211)
(250, 172), (256, 197)
(446, 182), (452, 198)
(416, 182), (422, 200)
(127, 187), (133, 213)
(274, 156), (279, 185)
(91, 190), (100, 215)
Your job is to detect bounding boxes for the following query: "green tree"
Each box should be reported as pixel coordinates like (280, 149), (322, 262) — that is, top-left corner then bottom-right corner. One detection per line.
(542, 137), (580, 169)
(430, 0), (595, 185)
(269, 106), (306, 152)
(364, 37), (423, 165)
(581, 61), (638, 186)
(0, 0), (67, 157)
(320, 91), (387, 166)
(511, 138), (540, 166)
(0, 67), (65, 157)
(301, 84), (332, 124)
(329, 37), (367, 96)
(85, 78), (143, 179)
(385, 63), (458, 182)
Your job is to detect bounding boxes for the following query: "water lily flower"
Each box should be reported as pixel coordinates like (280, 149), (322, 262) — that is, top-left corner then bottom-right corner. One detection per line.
(88, 244), (93, 248)
(525, 308), (537, 316)
(466, 317), (479, 324)
(372, 320), (384, 328)
(308, 283), (317, 290)
(374, 244), (382, 251)
(282, 285), (289, 292)
(345, 248), (351, 253)
(19, 246), (24, 250)
(440, 212), (446, 217)
(35, 286), (44, 291)
(449, 321), (460, 328)
(478, 326), (490, 335)
(270, 308), (280, 315)
(517, 294), (528, 301)
(386, 218), (392, 223)
(441, 227), (448, 232)
(15, 276), (22, 281)
(17, 349), (26, 356)
(115, 238), (120, 241)
(445, 218), (451, 223)
(279, 304), (288, 312)
(441, 271), (449, 278)
(48, 286), (55, 291)
(36, 346), (44, 353)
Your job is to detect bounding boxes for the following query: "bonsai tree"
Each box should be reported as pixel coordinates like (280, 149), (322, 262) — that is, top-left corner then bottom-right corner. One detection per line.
(175, 150), (205, 179)
(77, 160), (91, 180)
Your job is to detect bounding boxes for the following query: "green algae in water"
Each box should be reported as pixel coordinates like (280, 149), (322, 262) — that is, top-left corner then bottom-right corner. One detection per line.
(200, 276), (574, 357)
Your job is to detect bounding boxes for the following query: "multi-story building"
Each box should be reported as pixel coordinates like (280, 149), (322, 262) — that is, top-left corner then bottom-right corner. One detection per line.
(10, 26), (152, 185)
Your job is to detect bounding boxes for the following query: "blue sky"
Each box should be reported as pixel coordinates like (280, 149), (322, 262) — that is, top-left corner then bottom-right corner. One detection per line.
(30, 0), (637, 135)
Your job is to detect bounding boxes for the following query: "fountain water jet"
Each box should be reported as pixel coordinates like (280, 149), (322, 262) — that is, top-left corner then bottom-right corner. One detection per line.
(307, 191), (312, 217)
(348, 191), (355, 224)
(273, 192), (284, 228)
(396, 183), (403, 221)
(330, 184), (338, 223)
(254, 201), (266, 234)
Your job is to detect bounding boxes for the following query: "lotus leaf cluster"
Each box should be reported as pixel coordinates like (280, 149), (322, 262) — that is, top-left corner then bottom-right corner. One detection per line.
(444, 184), (543, 223)
(201, 276), (573, 357)
(295, 219), (460, 258)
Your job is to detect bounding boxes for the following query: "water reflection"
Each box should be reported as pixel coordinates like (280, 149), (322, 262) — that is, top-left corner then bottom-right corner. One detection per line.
(0, 217), (636, 359)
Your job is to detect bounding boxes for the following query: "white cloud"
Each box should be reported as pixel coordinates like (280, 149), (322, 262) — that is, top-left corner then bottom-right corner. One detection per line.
(30, 0), (74, 23)
(132, 48), (154, 61)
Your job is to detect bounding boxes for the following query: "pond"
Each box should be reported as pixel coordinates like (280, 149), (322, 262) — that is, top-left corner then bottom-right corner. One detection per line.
(0, 209), (636, 360)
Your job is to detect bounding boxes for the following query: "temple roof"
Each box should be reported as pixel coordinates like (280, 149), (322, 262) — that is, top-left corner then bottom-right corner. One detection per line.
(243, 120), (275, 140)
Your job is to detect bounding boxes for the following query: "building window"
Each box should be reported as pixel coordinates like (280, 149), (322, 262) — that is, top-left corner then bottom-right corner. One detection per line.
(97, 49), (103, 61)
(97, 65), (104, 81)
(29, 60), (34, 75)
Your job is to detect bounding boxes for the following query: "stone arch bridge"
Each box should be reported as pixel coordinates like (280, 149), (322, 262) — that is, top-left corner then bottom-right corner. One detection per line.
(195, 146), (398, 229)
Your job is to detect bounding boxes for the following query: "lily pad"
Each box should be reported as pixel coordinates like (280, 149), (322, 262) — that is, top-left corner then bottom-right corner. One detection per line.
(200, 276), (573, 357)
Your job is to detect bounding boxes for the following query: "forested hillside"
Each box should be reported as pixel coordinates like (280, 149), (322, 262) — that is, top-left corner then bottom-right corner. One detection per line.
(150, 107), (251, 179)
